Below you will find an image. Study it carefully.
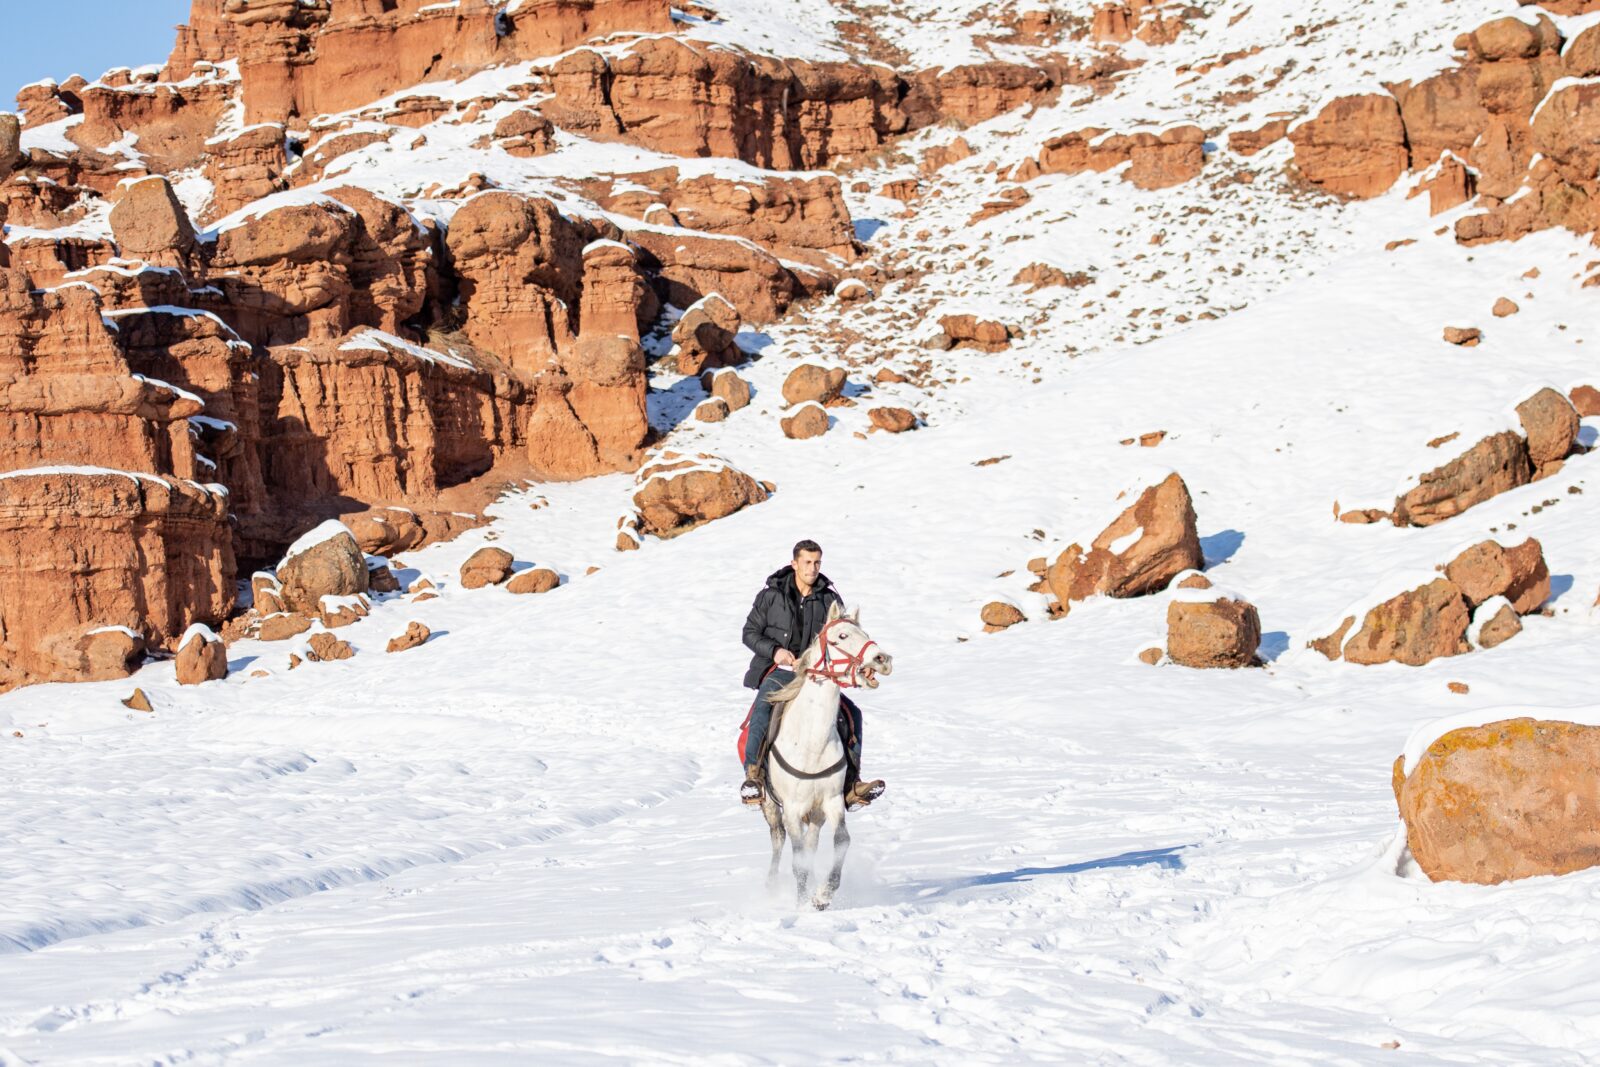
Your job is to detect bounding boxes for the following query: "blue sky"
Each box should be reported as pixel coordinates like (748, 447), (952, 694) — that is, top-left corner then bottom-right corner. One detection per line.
(3, 1), (192, 96)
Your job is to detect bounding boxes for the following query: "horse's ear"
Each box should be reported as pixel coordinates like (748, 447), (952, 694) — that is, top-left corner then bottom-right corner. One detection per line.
(849, 604), (862, 625)
(827, 600), (842, 622)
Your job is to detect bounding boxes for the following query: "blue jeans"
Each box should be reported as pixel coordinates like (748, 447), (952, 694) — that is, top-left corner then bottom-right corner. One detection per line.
(745, 669), (863, 772)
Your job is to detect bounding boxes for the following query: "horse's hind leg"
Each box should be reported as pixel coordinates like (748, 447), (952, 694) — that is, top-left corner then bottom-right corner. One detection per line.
(814, 799), (850, 910)
(761, 793), (785, 892)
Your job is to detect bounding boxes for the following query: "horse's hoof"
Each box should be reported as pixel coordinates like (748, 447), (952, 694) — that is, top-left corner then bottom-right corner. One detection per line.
(809, 896), (832, 911)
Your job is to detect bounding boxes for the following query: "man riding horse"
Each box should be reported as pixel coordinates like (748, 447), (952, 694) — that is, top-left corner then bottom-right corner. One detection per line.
(740, 539), (886, 809)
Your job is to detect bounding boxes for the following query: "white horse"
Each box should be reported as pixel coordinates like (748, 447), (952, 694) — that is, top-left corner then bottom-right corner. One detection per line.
(759, 601), (893, 910)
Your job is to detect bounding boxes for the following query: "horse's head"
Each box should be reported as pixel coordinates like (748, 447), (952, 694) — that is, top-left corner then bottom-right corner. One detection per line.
(817, 601), (893, 689)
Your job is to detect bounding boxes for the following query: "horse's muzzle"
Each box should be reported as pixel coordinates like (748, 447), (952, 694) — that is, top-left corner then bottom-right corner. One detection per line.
(865, 651), (893, 686)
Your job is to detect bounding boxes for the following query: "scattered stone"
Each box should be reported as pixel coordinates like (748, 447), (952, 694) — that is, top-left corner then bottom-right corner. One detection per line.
(507, 568), (560, 594)
(1492, 297), (1520, 317)
(1444, 538), (1549, 613)
(1443, 326), (1482, 346)
(1570, 384), (1600, 417)
(1472, 598), (1522, 649)
(1393, 431), (1530, 527)
(320, 594), (371, 628)
(1176, 572), (1212, 590)
(701, 368), (751, 411)
(1395, 718), (1600, 883)
(386, 621), (431, 653)
(981, 601), (1025, 631)
(307, 632), (354, 662)
(671, 293), (742, 375)
(460, 546), (515, 589)
(1138, 647), (1165, 665)
(367, 558), (400, 593)
(1447, 681), (1469, 694)
(782, 404), (830, 440)
(869, 407), (917, 433)
(259, 613), (313, 642)
(408, 577), (436, 594)
(782, 364), (847, 406)
(252, 572), (285, 615)
(1514, 387), (1580, 476)
(412, 591), (441, 602)
(122, 688), (153, 712)
(1166, 596), (1262, 669)
(938, 314), (1014, 352)
(695, 397), (730, 423)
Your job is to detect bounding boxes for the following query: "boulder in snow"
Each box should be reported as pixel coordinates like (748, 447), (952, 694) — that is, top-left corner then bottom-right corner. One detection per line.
(507, 568), (560, 595)
(174, 626), (227, 685)
(1045, 472), (1204, 611)
(1394, 717), (1600, 884)
(386, 621), (431, 653)
(1166, 595), (1261, 669)
(781, 404), (829, 440)
(460, 547), (514, 589)
(276, 521), (369, 613)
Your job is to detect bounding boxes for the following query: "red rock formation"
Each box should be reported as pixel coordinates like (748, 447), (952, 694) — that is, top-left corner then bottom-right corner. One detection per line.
(869, 407), (916, 433)
(1395, 718), (1600, 883)
(981, 601), (1026, 632)
(1021, 125), (1205, 190)
(164, 0), (675, 124)
(174, 625), (228, 684)
(1515, 386), (1581, 475)
(203, 124), (289, 221)
(1227, 118), (1290, 156)
(1288, 93), (1408, 198)
(542, 38), (907, 168)
(595, 169), (858, 262)
(0, 470), (234, 691)
(1045, 473), (1204, 610)
(627, 227), (810, 324)
(460, 546), (514, 589)
(67, 75), (233, 174)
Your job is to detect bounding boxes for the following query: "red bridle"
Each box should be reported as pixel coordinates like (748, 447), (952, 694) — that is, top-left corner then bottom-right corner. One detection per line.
(804, 617), (879, 689)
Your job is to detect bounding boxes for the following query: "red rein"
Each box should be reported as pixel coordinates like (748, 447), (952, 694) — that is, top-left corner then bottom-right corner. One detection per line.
(804, 618), (877, 689)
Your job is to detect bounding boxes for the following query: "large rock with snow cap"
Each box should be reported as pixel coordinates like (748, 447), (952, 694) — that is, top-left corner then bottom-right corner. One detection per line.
(274, 520), (368, 614)
(1394, 717), (1600, 884)
(671, 294), (742, 376)
(1045, 472), (1204, 609)
(109, 176), (198, 258)
(174, 624), (228, 685)
(1166, 593), (1261, 669)
(631, 452), (770, 537)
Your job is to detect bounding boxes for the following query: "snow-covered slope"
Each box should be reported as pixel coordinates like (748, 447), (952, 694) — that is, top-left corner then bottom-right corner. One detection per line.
(5, 0), (1600, 1061)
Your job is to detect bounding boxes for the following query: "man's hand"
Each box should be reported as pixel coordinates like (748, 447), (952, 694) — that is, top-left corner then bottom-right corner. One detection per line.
(774, 649), (797, 668)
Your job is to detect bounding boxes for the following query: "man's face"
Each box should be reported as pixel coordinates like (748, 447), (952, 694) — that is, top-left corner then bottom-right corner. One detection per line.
(794, 550), (822, 586)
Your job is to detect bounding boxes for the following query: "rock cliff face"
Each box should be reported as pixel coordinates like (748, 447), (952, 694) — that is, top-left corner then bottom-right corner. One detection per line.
(163, 0), (676, 125)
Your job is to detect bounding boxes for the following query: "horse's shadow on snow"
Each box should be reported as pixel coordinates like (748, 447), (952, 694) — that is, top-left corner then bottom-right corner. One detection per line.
(888, 845), (1187, 903)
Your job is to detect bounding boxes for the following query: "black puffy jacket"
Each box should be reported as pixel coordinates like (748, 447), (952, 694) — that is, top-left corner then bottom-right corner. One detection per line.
(741, 565), (843, 688)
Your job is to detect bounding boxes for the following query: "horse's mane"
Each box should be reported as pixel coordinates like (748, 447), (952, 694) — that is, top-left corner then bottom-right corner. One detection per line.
(769, 611), (853, 707)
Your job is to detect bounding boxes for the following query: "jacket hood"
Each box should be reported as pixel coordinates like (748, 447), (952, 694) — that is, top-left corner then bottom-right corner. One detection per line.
(765, 564), (832, 595)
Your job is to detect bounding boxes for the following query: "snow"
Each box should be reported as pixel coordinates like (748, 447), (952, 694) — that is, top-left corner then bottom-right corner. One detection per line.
(129, 373), (206, 408)
(281, 519), (354, 563)
(1107, 524), (1144, 556)
(85, 625), (142, 639)
(0, 465), (171, 488)
(338, 328), (477, 371)
(179, 623), (221, 648)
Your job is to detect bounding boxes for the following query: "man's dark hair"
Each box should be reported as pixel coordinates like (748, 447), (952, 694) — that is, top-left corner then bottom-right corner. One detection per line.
(792, 539), (822, 558)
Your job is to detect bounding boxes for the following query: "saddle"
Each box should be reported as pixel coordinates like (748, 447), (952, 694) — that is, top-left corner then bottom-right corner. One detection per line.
(737, 697), (859, 780)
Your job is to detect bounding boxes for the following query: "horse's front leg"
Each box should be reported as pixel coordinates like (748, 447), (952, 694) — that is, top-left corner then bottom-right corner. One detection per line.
(785, 807), (811, 903)
(798, 816), (824, 907)
(761, 793), (785, 892)
(813, 797), (849, 910)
